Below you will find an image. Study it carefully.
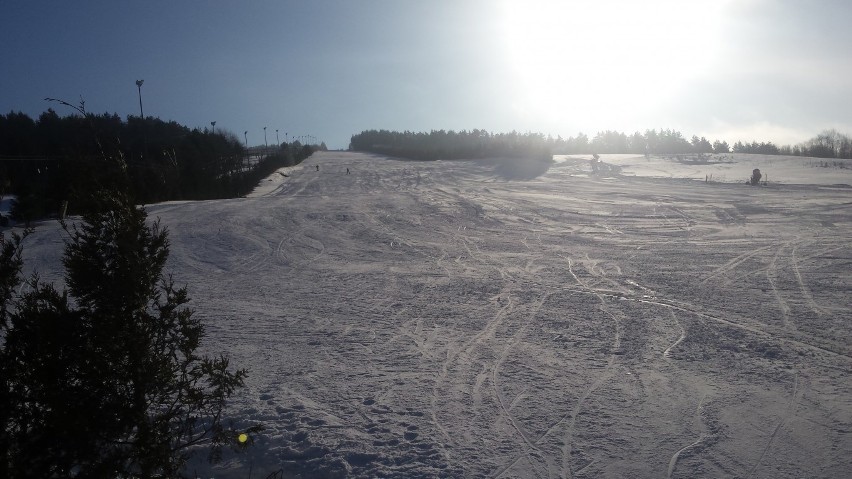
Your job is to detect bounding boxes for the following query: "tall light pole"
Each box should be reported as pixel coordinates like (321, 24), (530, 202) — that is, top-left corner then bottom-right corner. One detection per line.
(211, 121), (216, 134)
(135, 79), (144, 118)
(276, 129), (279, 147)
(263, 126), (268, 153)
(244, 130), (248, 148)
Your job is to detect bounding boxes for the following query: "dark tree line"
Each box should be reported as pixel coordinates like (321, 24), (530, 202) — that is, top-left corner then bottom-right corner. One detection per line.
(349, 129), (552, 162)
(729, 130), (852, 158)
(779, 129), (852, 159)
(0, 108), (316, 222)
(349, 128), (731, 160)
(552, 129), (730, 155)
(352, 127), (852, 163)
(554, 129), (852, 159)
(732, 140), (780, 155)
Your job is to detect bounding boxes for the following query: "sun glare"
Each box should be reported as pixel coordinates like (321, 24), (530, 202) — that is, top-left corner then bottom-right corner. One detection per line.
(500, 0), (728, 126)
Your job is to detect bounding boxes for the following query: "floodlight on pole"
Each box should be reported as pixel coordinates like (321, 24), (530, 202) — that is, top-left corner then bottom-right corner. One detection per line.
(211, 121), (216, 134)
(276, 129), (279, 147)
(135, 79), (144, 118)
(244, 131), (248, 148)
(263, 126), (268, 151)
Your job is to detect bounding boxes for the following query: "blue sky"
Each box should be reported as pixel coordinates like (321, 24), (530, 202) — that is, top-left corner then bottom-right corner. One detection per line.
(2, 0), (850, 149)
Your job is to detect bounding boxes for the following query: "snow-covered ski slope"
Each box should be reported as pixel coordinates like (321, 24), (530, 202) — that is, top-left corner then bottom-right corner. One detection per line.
(21, 152), (852, 478)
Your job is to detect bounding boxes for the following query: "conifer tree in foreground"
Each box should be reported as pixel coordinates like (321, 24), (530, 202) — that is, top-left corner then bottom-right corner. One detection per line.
(0, 229), (27, 479)
(1, 190), (258, 477)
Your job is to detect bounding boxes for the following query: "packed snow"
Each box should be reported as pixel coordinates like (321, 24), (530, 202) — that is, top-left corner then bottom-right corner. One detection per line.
(16, 152), (852, 478)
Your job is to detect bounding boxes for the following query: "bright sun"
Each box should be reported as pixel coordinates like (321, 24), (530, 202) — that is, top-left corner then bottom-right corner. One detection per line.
(500, 0), (729, 126)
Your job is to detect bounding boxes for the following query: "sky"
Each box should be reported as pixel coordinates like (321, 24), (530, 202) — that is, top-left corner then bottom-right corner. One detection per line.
(1, 0), (851, 150)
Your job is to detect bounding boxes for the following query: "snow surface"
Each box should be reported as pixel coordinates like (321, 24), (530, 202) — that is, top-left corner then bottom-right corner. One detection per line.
(558, 153), (852, 186)
(14, 152), (852, 478)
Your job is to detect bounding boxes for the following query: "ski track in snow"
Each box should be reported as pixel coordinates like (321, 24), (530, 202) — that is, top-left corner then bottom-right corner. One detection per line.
(16, 152), (852, 478)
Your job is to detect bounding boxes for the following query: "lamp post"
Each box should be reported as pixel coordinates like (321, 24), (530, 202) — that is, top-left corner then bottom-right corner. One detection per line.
(135, 79), (144, 118)
(244, 131), (248, 148)
(276, 129), (279, 147)
(211, 121), (216, 134)
(263, 126), (268, 153)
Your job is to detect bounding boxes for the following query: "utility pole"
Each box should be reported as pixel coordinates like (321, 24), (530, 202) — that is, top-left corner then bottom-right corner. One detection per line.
(135, 79), (144, 118)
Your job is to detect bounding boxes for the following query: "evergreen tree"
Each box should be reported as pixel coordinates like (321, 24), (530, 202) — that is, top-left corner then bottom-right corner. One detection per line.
(712, 139), (730, 154)
(0, 230), (27, 479)
(691, 136), (713, 153)
(1, 191), (256, 477)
